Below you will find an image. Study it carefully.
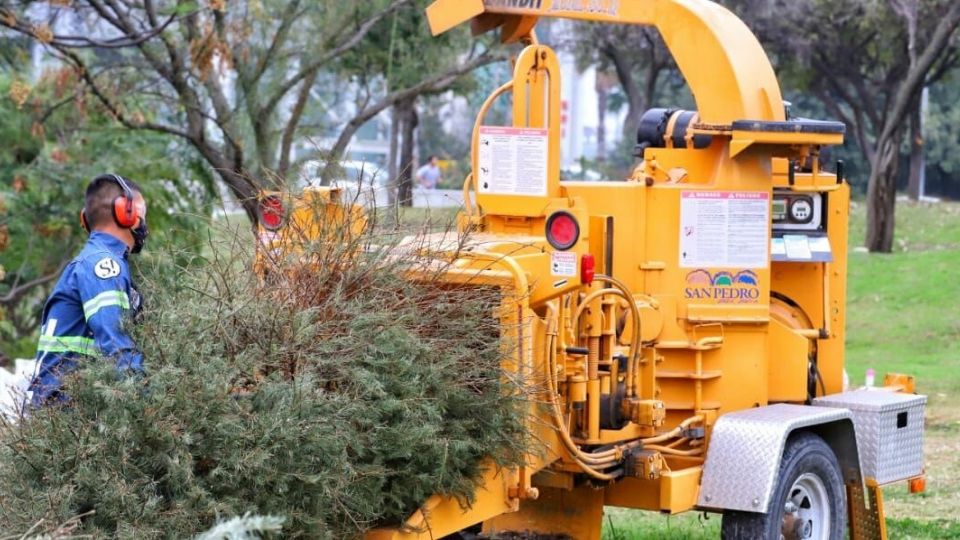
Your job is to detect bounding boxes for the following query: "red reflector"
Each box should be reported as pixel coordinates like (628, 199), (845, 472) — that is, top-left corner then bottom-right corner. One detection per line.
(259, 196), (285, 231)
(909, 476), (926, 494)
(581, 253), (595, 285)
(545, 211), (580, 250)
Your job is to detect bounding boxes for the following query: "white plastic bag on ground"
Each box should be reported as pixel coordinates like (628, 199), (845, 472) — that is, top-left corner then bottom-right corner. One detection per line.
(0, 359), (35, 421)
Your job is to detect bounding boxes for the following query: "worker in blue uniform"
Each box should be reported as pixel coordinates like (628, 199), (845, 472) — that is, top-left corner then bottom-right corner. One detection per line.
(29, 174), (149, 407)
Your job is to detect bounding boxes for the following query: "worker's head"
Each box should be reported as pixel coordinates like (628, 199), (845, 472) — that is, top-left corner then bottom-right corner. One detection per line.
(428, 155), (439, 166)
(81, 174), (150, 254)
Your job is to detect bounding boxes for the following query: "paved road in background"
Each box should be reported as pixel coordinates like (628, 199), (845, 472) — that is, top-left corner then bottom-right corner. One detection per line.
(335, 186), (465, 209)
(411, 188), (464, 208)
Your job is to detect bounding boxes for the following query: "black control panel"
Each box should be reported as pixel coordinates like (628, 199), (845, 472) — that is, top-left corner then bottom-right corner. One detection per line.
(772, 191), (824, 232)
(771, 190), (831, 262)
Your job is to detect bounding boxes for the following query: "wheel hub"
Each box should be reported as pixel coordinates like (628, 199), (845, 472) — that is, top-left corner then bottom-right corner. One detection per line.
(781, 473), (830, 540)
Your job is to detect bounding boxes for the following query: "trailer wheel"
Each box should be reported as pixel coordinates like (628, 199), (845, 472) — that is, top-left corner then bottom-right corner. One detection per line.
(721, 432), (846, 540)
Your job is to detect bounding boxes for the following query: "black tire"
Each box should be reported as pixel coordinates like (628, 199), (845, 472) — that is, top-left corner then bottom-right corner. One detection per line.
(721, 432), (846, 540)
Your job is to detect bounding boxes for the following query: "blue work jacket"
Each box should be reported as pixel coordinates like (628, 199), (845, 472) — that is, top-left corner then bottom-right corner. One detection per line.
(29, 231), (144, 406)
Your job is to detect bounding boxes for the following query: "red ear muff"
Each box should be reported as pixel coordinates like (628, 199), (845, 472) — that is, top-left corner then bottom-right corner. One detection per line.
(107, 174), (139, 229)
(113, 195), (139, 228)
(80, 209), (90, 233)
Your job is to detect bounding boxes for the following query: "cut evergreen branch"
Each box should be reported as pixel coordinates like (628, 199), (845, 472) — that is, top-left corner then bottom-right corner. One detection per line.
(0, 204), (528, 538)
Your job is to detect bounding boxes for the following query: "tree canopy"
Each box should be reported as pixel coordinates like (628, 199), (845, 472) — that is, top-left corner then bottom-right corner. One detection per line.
(0, 68), (214, 360)
(0, 0), (501, 220)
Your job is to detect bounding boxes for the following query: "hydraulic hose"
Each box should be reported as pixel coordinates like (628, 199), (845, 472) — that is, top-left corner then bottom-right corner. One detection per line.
(543, 304), (620, 478)
(571, 283), (642, 398)
(595, 274), (644, 398)
(541, 304), (703, 480)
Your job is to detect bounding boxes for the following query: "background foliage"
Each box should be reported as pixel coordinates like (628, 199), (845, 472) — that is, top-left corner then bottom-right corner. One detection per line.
(0, 71), (216, 363)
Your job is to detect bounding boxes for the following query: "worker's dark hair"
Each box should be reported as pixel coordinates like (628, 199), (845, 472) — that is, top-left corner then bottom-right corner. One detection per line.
(84, 174), (143, 229)
(428, 155), (438, 161)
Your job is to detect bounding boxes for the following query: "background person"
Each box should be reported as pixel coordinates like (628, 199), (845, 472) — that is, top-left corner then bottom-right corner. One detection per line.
(415, 155), (443, 190)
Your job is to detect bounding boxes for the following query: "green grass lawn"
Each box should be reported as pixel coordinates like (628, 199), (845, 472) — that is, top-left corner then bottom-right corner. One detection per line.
(606, 200), (960, 539)
(845, 201), (960, 393)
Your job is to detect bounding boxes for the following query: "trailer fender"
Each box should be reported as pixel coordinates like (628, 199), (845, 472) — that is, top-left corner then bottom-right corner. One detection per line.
(697, 403), (862, 513)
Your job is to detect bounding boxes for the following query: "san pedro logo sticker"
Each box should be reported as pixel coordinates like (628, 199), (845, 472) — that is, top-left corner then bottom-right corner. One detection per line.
(684, 270), (760, 304)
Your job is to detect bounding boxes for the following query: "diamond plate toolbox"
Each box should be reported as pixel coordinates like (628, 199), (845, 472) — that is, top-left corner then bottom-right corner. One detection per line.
(814, 390), (926, 484)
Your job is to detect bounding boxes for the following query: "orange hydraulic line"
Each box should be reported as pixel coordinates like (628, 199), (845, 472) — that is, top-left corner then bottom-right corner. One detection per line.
(644, 445), (704, 457)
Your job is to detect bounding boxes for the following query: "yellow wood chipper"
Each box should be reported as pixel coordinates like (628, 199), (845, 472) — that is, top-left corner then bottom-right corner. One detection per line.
(256, 1), (927, 538)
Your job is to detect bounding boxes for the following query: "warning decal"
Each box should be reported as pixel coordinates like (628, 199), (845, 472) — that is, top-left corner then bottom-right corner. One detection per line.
(477, 126), (549, 196)
(550, 251), (577, 277)
(679, 191), (770, 269)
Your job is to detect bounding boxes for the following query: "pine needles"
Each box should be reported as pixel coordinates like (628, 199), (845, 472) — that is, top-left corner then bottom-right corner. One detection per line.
(0, 207), (527, 538)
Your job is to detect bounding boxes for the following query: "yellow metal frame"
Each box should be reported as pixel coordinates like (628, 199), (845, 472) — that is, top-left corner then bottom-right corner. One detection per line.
(362, 0), (890, 536)
(255, 1), (921, 538)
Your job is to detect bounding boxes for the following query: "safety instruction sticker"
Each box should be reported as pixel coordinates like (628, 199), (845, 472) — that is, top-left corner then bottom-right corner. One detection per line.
(771, 235), (833, 263)
(679, 191), (770, 269)
(551, 251), (577, 277)
(477, 126), (548, 196)
(783, 235), (812, 260)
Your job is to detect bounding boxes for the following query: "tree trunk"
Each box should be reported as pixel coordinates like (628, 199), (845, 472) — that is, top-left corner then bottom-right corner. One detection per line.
(864, 1), (960, 251)
(906, 96), (924, 201)
(604, 43), (646, 144)
(278, 69), (321, 181)
(221, 169), (260, 225)
(387, 107), (400, 207)
(397, 97), (419, 207)
(865, 133), (903, 252)
(596, 81), (608, 162)
(189, 140), (260, 224)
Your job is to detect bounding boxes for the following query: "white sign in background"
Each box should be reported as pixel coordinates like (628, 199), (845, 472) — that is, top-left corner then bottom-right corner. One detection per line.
(679, 191), (770, 269)
(477, 126), (549, 197)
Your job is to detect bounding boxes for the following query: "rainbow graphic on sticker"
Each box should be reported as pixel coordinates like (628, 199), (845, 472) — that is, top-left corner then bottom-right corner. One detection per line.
(684, 269), (761, 304)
